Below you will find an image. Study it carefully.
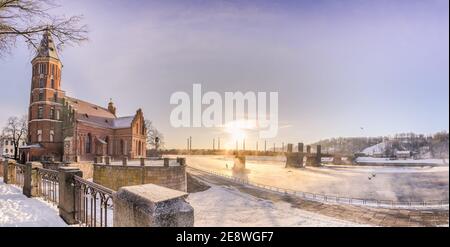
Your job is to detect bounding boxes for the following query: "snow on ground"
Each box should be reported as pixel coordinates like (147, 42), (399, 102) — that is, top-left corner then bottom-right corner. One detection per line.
(0, 178), (66, 227)
(356, 157), (448, 165)
(179, 155), (449, 202)
(362, 142), (387, 155)
(187, 184), (366, 227)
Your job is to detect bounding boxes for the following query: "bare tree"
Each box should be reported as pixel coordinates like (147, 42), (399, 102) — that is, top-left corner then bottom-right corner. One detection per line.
(145, 120), (164, 151)
(0, 0), (88, 56)
(1, 115), (27, 160)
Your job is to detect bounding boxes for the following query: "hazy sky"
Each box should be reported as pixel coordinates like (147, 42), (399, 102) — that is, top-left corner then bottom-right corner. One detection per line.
(0, 0), (448, 149)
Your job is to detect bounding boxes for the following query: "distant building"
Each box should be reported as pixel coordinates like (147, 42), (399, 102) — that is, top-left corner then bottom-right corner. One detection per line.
(1, 138), (26, 158)
(395, 150), (411, 159)
(372, 152), (384, 158)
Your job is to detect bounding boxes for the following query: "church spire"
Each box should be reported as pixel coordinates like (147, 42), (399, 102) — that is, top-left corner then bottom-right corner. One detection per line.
(108, 98), (117, 116)
(34, 28), (60, 60)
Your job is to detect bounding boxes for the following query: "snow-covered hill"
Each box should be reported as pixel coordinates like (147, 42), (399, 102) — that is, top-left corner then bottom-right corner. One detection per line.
(361, 142), (386, 155)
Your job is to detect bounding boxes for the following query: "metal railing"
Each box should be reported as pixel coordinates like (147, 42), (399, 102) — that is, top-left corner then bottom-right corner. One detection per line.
(74, 175), (115, 227)
(36, 168), (59, 206)
(188, 166), (449, 209)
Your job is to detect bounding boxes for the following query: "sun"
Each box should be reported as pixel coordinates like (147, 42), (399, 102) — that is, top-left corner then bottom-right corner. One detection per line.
(224, 120), (250, 142)
(230, 127), (246, 141)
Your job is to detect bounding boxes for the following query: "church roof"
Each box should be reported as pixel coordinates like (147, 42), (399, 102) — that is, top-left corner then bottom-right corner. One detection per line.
(112, 116), (135, 128)
(66, 96), (115, 119)
(65, 96), (135, 129)
(34, 30), (59, 60)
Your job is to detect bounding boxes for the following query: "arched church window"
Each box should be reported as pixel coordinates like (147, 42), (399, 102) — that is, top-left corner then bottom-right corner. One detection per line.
(38, 90), (44, 101)
(38, 106), (43, 119)
(50, 130), (54, 142)
(105, 136), (110, 155)
(86, 133), (92, 154)
(50, 107), (55, 119)
(120, 139), (125, 155)
(37, 130), (42, 142)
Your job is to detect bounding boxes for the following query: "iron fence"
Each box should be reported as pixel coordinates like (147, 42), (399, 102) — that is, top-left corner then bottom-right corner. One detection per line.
(74, 175), (115, 227)
(36, 168), (59, 206)
(188, 166), (449, 209)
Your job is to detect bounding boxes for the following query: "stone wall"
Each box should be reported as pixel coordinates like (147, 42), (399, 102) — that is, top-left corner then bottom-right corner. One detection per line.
(93, 164), (186, 192)
(68, 162), (94, 179)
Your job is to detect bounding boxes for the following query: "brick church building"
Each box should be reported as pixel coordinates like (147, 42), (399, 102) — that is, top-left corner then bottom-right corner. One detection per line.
(20, 31), (147, 162)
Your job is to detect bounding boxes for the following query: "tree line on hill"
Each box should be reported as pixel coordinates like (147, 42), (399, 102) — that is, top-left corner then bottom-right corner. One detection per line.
(310, 131), (449, 158)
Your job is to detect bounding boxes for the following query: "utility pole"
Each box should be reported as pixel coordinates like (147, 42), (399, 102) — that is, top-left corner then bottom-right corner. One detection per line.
(273, 143), (276, 152)
(243, 139), (245, 151)
(213, 138), (215, 151)
(264, 140), (267, 152)
(236, 140), (238, 152)
(189, 136), (192, 152)
(218, 137), (220, 150)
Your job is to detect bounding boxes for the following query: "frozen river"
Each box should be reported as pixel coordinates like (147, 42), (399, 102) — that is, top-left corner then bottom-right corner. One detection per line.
(175, 155), (449, 202)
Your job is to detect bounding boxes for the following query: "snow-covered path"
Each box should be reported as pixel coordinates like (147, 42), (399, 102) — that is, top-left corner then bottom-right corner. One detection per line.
(0, 178), (66, 227)
(187, 183), (366, 227)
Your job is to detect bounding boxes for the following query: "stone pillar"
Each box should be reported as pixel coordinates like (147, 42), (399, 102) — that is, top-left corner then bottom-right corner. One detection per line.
(164, 158), (170, 167)
(298, 143), (304, 167)
(287, 144), (293, 153)
(178, 157), (186, 166)
(113, 184), (194, 227)
(97, 156), (104, 164)
(58, 167), (83, 224)
(2, 159), (8, 184)
(140, 157), (146, 166)
(122, 157), (128, 166)
(316, 145), (322, 165)
(233, 155), (246, 171)
(23, 163), (39, 197)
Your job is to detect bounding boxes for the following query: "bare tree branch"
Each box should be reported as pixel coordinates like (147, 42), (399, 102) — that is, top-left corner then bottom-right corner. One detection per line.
(145, 120), (165, 150)
(0, 0), (88, 57)
(1, 115), (27, 160)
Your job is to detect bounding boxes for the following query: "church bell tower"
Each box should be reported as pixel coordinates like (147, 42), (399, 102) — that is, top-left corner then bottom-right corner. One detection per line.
(26, 30), (65, 161)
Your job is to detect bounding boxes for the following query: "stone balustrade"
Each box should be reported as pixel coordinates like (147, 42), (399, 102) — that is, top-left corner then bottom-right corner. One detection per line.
(1, 159), (194, 227)
(113, 184), (194, 227)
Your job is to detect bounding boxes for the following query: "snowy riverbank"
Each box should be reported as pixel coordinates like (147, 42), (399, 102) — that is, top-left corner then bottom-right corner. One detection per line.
(187, 183), (366, 227)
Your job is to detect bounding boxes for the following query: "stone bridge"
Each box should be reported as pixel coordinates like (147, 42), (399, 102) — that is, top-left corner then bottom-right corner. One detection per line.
(285, 143), (351, 168)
